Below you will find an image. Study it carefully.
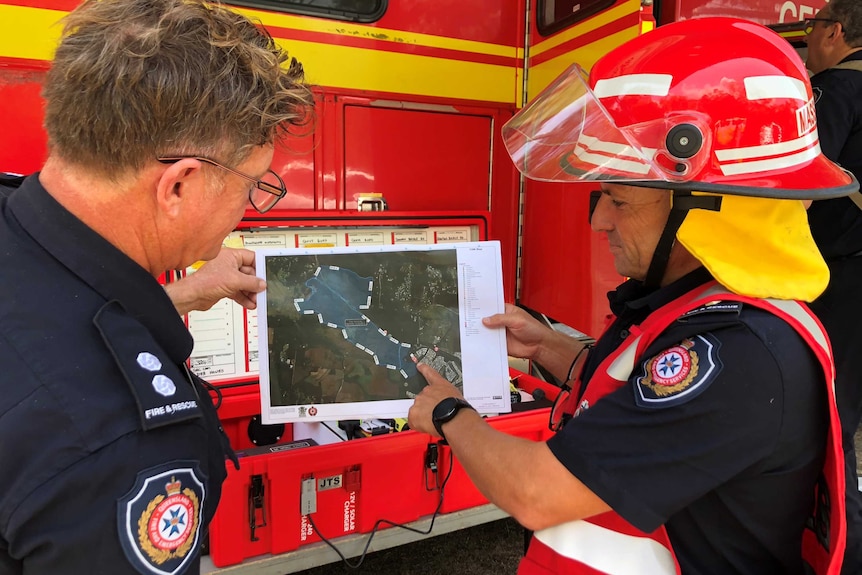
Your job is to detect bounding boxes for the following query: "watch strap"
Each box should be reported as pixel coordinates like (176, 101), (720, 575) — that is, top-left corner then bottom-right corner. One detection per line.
(432, 397), (474, 443)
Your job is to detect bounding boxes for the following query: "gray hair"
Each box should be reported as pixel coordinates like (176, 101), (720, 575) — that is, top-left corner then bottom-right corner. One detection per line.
(830, 0), (862, 47)
(43, 0), (314, 176)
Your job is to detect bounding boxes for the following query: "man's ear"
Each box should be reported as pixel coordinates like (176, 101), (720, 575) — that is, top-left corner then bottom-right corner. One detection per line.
(155, 159), (204, 218)
(828, 21), (844, 41)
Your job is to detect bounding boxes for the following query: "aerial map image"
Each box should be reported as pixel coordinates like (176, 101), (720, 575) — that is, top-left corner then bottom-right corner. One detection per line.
(262, 249), (463, 407)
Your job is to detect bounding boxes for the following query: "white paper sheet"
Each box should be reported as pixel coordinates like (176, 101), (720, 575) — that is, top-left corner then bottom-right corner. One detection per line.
(255, 241), (510, 424)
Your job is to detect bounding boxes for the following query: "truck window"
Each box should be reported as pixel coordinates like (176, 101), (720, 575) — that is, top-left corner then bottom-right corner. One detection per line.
(230, 0), (386, 22)
(538, 0), (616, 35)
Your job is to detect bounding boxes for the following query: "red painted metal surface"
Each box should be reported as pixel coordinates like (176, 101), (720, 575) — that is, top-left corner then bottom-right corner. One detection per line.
(489, 107), (521, 306)
(519, 180), (622, 339)
(368, 0), (523, 46)
(0, 62), (48, 174)
(666, 0), (828, 25)
(529, 0), (641, 65)
(341, 102), (491, 212)
(8, 0), (524, 46)
(269, 100), (318, 211)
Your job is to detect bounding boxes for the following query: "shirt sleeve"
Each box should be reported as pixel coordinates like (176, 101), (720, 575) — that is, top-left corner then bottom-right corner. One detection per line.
(545, 308), (825, 532)
(4, 427), (211, 575)
(0, 342), (212, 575)
(813, 73), (857, 162)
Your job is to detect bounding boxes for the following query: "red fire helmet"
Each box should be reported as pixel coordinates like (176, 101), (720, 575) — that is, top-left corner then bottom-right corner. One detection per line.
(503, 17), (857, 199)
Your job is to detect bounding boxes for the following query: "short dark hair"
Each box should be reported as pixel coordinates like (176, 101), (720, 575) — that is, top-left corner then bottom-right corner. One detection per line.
(830, 0), (862, 47)
(43, 0), (314, 176)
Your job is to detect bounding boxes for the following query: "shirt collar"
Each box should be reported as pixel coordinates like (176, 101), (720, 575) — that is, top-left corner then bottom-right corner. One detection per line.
(608, 267), (714, 321)
(841, 50), (862, 64)
(7, 174), (193, 364)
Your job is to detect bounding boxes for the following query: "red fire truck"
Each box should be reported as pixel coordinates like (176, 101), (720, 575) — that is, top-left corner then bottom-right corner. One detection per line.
(0, 0), (826, 573)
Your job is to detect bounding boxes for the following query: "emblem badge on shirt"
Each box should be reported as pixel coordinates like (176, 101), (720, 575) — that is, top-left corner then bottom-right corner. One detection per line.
(635, 334), (723, 408)
(118, 462), (205, 575)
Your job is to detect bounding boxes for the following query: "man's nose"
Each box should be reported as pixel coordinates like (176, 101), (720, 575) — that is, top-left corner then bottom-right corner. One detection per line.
(589, 192), (611, 232)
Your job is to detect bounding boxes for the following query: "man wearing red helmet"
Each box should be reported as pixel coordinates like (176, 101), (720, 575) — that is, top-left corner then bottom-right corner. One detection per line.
(804, 1), (862, 572)
(408, 17), (857, 575)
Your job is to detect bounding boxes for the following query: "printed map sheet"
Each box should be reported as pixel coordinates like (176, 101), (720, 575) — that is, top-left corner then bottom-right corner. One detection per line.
(255, 241), (509, 423)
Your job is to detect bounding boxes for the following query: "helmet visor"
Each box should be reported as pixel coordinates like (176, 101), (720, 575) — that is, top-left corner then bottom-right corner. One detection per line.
(502, 64), (708, 184)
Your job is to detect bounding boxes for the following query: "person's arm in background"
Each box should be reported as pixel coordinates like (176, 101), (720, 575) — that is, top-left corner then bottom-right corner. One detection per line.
(165, 247), (266, 315)
(813, 75), (856, 161)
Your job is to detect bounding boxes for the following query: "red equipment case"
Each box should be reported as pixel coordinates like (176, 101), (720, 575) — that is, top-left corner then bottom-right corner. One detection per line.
(207, 369), (556, 568)
(193, 211), (558, 568)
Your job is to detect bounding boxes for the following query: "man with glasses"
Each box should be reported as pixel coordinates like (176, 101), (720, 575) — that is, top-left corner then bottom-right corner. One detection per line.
(1, 173), (266, 317)
(409, 17), (855, 574)
(0, 0), (312, 573)
(156, 156), (288, 215)
(804, 1), (862, 572)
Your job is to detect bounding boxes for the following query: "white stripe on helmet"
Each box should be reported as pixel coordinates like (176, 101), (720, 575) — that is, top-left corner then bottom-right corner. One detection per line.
(593, 74), (673, 98)
(714, 131), (818, 162)
(718, 143), (821, 176)
(744, 76), (808, 101)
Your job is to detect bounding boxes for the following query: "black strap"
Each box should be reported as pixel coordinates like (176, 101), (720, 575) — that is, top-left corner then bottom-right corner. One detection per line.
(643, 193), (722, 288)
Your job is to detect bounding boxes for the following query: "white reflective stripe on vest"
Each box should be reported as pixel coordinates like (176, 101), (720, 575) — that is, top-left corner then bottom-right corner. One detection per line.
(533, 520), (676, 574)
(603, 289), (832, 389)
(767, 299), (831, 360)
(606, 334), (641, 382)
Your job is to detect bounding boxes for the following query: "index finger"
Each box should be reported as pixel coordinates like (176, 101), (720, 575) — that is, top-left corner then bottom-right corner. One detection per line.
(416, 362), (448, 386)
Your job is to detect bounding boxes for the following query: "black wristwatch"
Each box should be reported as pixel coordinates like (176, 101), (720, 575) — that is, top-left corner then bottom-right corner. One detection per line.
(432, 397), (475, 442)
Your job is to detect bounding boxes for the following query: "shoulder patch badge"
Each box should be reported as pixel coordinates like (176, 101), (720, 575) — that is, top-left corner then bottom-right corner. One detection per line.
(118, 462), (206, 575)
(94, 301), (201, 430)
(634, 334), (723, 408)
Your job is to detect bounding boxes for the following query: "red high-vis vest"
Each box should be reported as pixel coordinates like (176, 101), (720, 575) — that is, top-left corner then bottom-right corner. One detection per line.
(519, 282), (846, 575)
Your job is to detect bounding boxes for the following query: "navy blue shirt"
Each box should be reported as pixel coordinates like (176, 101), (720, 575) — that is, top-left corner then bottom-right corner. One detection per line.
(807, 51), (862, 259)
(0, 175), (233, 574)
(547, 269), (827, 575)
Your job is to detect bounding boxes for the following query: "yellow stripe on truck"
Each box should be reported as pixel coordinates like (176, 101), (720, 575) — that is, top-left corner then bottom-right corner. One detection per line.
(283, 39), (517, 103)
(0, 4), (518, 104)
(531, 0), (640, 57)
(527, 26), (639, 95)
(0, 5), (64, 61)
(234, 7), (517, 60)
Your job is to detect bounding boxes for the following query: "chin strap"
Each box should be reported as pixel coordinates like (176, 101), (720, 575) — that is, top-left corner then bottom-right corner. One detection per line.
(643, 192), (723, 289)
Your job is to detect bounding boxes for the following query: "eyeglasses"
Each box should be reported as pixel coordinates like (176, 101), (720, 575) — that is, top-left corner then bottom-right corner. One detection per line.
(549, 344), (593, 432)
(804, 17), (838, 35)
(157, 155), (287, 214)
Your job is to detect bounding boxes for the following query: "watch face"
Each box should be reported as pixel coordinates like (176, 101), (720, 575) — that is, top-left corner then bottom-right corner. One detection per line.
(433, 398), (460, 423)
(432, 398), (473, 441)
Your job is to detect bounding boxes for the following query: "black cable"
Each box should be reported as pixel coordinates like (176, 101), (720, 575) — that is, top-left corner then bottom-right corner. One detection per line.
(306, 446), (455, 569)
(199, 376), (224, 410)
